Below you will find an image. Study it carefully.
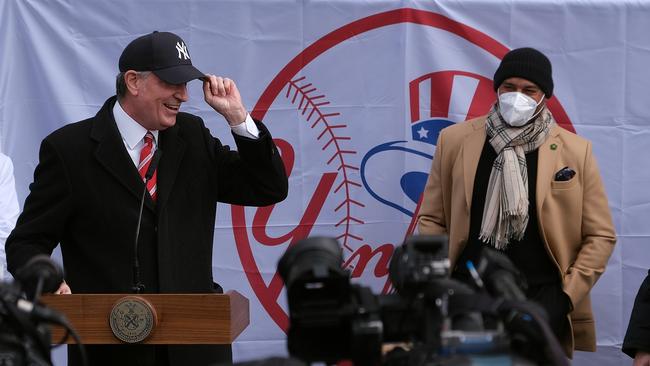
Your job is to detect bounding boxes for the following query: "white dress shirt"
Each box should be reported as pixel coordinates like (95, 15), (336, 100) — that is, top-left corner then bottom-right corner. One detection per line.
(113, 101), (259, 168)
(0, 153), (20, 281)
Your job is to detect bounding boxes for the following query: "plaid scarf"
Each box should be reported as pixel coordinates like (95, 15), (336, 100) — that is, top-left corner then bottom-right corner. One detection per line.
(479, 105), (554, 249)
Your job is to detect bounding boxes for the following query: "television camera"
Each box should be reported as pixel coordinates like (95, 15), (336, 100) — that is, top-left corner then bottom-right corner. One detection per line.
(277, 235), (569, 366)
(0, 255), (86, 366)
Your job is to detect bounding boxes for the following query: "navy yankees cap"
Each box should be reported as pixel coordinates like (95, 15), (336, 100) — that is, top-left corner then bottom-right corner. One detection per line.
(119, 31), (205, 85)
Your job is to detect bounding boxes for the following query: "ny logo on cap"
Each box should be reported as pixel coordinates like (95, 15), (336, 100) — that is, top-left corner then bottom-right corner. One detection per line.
(175, 41), (190, 60)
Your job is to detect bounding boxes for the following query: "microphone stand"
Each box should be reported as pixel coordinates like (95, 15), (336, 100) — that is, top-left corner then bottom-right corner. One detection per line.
(132, 149), (162, 294)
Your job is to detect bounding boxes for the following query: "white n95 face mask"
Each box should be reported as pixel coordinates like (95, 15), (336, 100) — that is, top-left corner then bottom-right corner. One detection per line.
(498, 92), (544, 127)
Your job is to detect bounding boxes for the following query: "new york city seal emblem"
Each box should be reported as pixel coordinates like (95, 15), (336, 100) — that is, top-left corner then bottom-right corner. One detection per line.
(109, 296), (157, 343)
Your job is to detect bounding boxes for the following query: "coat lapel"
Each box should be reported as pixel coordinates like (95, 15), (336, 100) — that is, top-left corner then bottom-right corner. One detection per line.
(90, 97), (155, 212)
(536, 124), (562, 212)
(463, 118), (487, 210)
(157, 124), (185, 212)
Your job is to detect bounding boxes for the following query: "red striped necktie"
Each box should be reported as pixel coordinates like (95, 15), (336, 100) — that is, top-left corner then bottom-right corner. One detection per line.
(138, 131), (157, 201)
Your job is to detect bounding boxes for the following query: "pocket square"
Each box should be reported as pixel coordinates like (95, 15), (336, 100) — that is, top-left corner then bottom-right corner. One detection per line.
(554, 166), (576, 181)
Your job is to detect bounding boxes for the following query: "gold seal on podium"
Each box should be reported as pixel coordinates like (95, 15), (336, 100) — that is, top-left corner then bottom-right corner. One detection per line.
(109, 296), (158, 343)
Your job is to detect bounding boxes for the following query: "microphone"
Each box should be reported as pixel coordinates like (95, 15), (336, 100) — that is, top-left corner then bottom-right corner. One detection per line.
(474, 248), (527, 301)
(145, 148), (163, 181)
(16, 297), (67, 324)
(473, 248), (569, 366)
(132, 148), (162, 294)
(15, 255), (64, 301)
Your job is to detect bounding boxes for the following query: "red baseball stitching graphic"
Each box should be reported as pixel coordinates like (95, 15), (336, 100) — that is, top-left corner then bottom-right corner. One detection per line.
(285, 76), (365, 253)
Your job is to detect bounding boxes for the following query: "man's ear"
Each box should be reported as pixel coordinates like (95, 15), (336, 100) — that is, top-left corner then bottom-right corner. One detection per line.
(124, 70), (140, 97)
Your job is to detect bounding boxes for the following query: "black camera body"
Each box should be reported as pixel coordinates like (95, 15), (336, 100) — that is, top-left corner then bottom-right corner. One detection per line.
(278, 237), (384, 365)
(0, 282), (53, 366)
(0, 255), (86, 366)
(278, 235), (566, 366)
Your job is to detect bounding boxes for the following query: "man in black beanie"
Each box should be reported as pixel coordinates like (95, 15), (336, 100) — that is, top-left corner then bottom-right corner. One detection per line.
(418, 47), (616, 356)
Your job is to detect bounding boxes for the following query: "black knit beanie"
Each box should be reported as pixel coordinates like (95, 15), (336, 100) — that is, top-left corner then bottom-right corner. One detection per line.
(493, 47), (553, 98)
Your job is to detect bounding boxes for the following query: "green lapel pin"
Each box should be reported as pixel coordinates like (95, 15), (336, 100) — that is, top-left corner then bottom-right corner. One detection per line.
(550, 143), (557, 150)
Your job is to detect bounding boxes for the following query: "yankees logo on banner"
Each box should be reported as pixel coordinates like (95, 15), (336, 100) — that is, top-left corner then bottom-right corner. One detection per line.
(234, 8), (575, 332)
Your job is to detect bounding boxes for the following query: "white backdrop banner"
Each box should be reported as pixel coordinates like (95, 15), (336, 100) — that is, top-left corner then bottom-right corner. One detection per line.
(1, 1), (649, 365)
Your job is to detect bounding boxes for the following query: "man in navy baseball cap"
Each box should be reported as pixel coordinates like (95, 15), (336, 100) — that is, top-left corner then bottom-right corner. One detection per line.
(113, 30), (258, 131)
(6, 30), (288, 366)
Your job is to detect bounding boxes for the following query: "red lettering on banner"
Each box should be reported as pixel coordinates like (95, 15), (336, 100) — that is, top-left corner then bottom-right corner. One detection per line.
(252, 173), (337, 246)
(234, 138), (340, 330)
(343, 243), (394, 278)
(252, 138), (338, 247)
(257, 172), (338, 300)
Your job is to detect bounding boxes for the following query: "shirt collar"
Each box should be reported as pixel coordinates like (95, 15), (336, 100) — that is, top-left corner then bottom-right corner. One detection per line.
(113, 100), (159, 149)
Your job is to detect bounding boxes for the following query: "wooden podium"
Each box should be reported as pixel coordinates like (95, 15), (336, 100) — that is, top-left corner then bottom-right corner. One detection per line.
(41, 291), (249, 345)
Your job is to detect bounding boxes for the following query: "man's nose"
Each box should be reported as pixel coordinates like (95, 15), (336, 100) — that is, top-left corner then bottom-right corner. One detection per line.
(175, 84), (189, 102)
